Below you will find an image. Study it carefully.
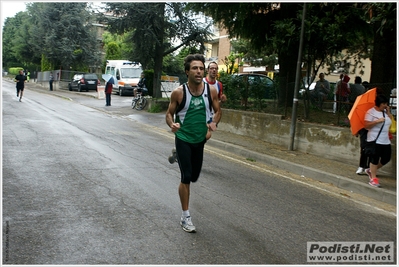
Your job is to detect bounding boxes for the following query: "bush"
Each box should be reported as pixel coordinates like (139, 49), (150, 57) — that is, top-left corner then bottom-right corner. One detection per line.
(143, 70), (154, 97)
(147, 103), (163, 113)
(219, 72), (246, 109)
(8, 67), (24, 75)
(219, 72), (278, 110)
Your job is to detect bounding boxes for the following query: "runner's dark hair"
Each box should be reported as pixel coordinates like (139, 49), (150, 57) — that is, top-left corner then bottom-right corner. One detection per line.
(184, 54), (205, 72)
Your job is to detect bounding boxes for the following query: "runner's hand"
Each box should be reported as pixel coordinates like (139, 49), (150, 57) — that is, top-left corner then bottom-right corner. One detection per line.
(170, 122), (180, 133)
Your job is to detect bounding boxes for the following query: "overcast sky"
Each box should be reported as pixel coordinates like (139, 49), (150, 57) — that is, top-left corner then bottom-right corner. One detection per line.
(1, 1), (27, 28)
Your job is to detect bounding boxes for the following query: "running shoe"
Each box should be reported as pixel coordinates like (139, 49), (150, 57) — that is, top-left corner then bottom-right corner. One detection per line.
(356, 167), (365, 175)
(168, 148), (177, 164)
(369, 177), (381, 188)
(180, 216), (196, 233)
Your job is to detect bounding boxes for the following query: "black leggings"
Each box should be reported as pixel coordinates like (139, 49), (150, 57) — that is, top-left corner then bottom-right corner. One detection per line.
(369, 144), (391, 166)
(175, 137), (206, 184)
(359, 128), (369, 168)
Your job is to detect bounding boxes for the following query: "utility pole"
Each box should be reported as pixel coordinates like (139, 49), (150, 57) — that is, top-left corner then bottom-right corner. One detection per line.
(289, 3), (306, 151)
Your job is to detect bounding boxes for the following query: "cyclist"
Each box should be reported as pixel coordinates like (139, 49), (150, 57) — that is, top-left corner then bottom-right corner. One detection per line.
(134, 72), (147, 98)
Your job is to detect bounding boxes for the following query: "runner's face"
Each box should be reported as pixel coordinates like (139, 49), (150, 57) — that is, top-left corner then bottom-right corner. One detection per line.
(187, 60), (205, 85)
(208, 64), (218, 79)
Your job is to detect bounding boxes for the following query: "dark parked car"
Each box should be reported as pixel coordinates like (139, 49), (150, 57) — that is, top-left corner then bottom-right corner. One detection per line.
(236, 73), (275, 99)
(68, 73), (100, 92)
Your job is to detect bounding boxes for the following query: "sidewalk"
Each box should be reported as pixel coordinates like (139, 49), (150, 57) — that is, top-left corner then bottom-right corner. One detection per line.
(208, 131), (396, 206)
(5, 78), (397, 206)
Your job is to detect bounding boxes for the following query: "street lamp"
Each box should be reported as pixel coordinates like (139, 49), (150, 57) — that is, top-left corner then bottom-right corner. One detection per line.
(289, 3), (306, 151)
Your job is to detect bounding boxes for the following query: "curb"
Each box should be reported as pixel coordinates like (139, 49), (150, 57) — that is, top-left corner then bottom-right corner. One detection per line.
(207, 139), (396, 206)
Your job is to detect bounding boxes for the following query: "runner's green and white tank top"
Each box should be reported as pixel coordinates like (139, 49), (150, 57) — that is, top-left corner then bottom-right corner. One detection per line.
(175, 83), (211, 144)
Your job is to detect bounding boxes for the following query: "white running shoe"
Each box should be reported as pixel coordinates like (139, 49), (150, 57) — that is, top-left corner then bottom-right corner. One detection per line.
(356, 167), (365, 175)
(180, 216), (196, 233)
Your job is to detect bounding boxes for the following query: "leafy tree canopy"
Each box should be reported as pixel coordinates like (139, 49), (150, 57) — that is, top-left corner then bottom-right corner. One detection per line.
(26, 2), (100, 70)
(188, 3), (379, 108)
(102, 2), (213, 97)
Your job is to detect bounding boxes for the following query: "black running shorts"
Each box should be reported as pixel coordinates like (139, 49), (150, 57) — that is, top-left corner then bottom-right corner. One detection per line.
(175, 137), (206, 184)
(369, 144), (391, 166)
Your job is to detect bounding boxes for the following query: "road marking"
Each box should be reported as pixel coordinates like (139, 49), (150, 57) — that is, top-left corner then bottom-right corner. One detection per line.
(206, 147), (397, 218)
(123, 114), (397, 217)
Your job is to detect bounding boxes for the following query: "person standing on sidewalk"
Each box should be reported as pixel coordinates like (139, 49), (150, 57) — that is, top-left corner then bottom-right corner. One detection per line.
(165, 54), (221, 233)
(49, 73), (54, 91)
(333, 74), (344, 114)
(105, 78), (113, 106)
(349, 76), (366, 104)
(336, 74), (351, 114)
(14, 70), (26, 102)
(364, 94), (393, 187)
(355, 128), (369, 175)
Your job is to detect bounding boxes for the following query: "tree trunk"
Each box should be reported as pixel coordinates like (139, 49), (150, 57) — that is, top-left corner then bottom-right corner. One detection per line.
(369, 22), (397, 95)
(277, 4), (301, 108)
(153, 43), (164, 98)
(152, 3), (165, 99)
(277, 49), (298, 108)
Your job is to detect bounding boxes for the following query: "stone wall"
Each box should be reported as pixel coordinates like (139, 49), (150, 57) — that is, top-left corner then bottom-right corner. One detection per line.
(218, 109), (396, 177)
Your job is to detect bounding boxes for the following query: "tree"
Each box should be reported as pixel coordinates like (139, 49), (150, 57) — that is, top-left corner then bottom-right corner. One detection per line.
(299, 3), (373, 117)
(231, 39), (278, 69)
(2, 11), (41, 70)
(162, 47), (196, 84)
(221, 52), (244, 74)
(26, 2), (101, 71)
(189, 3), (300, 107)
(2, 16), (23, 69)
(366, 3), (397, 94)
(102, 2), (213, 98)
(188, 3), (376, 109)
(101, 31), (134, 71)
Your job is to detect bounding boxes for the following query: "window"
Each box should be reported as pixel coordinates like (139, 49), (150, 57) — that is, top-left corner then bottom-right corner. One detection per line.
(121, 68), (142, 79)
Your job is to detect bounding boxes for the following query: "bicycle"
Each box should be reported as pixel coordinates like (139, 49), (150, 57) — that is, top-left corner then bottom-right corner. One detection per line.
(131, 87), (148, 110)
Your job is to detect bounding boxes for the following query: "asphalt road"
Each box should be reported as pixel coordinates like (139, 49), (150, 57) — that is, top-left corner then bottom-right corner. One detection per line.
(2, 82), (397, 264)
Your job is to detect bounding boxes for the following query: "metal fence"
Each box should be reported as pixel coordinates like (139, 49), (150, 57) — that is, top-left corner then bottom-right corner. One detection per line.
(161, 81), (179, 92)
(298, 82), (397, 123)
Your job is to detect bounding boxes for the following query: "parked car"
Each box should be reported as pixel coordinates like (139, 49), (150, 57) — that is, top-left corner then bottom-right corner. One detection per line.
(68, 73), (100, 92)
(235, 73), (275, 99)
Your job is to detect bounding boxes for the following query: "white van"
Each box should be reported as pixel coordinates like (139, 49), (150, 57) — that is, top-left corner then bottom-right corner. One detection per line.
(105, 60), (143, 96)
